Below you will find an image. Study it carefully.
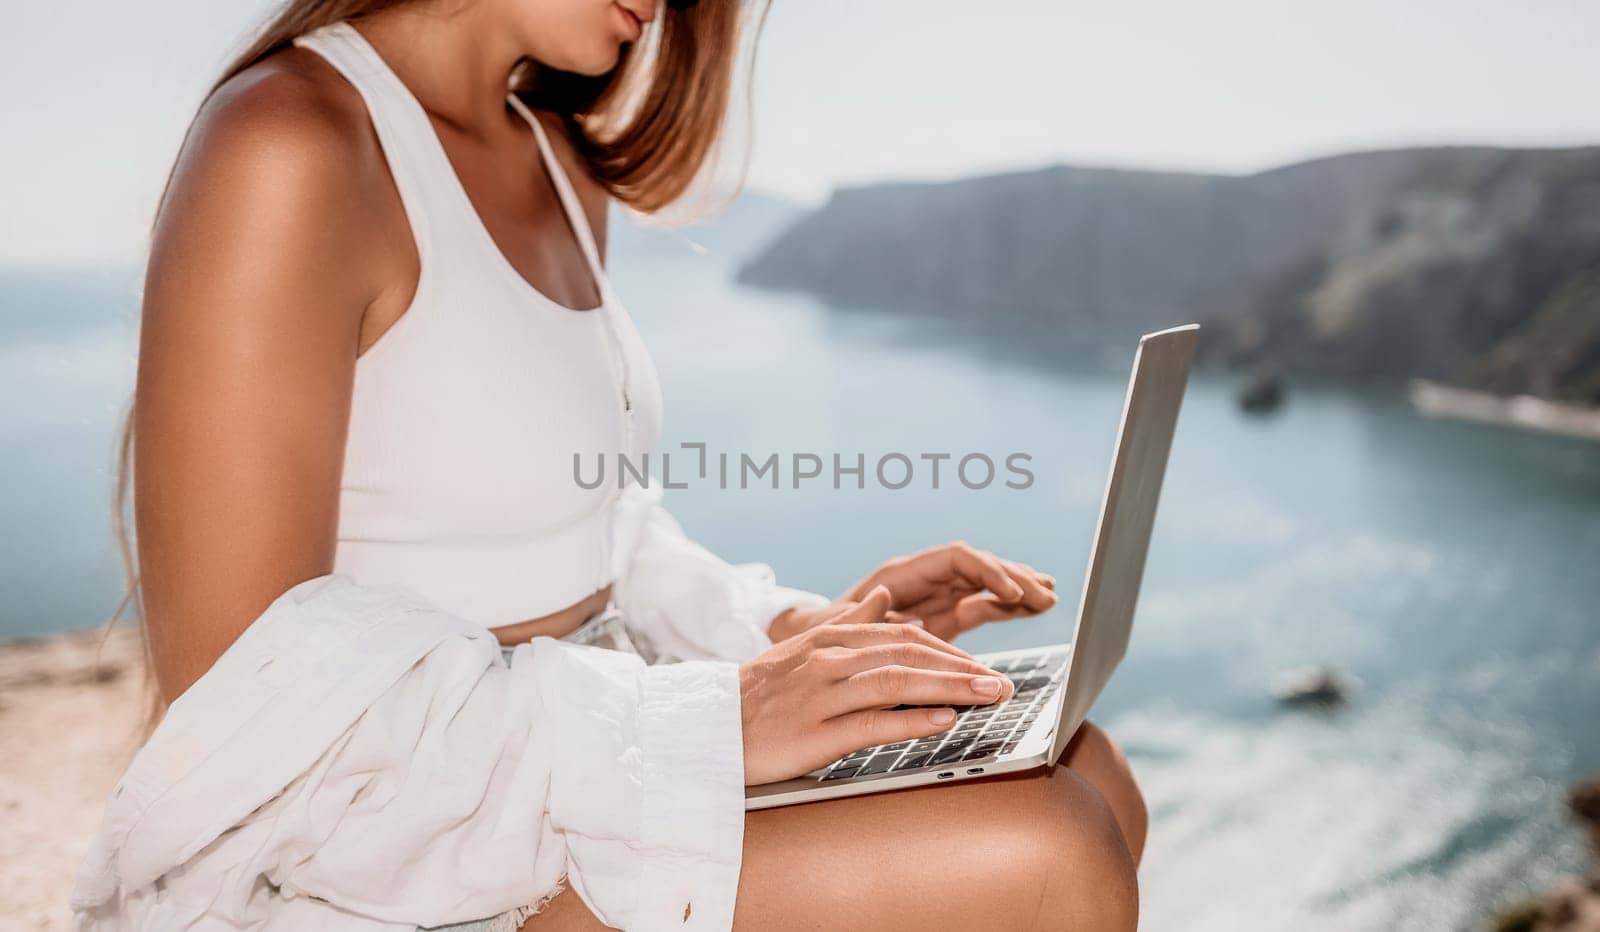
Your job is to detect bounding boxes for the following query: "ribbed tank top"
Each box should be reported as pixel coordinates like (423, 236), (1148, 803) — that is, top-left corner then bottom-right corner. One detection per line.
(292, 21), (663, 628)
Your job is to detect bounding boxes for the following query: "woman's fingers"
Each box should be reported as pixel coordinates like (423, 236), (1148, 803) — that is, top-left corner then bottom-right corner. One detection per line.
(953, 573), (1056, 624)
(814, 600), (926, 630)
(925, 542), (1025, 603)
(999, 559), (1058, 610)
(845, 543), (1011, 605)
(884, 610), (925, 627)
(824, 666), (1013, 717)
(811, 618), (978, 661)
(876, 543), (1055, 610)
(896, 553), (1057, 622)
(895, 583), (1054, 636)
(816, 641), (1000, 680)
(832, 585), (892, 624)
(810, 599), (859, 626)
(934, 547), (1055, 610)
(1005, 559), (1056, 591)
(952, 592), (1044, 634)
(803, 585), (891, 631)
(822, 706), (961, 757)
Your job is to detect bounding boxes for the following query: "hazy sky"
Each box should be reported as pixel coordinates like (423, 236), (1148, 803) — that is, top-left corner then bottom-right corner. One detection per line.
(3, 0), (1597, 262)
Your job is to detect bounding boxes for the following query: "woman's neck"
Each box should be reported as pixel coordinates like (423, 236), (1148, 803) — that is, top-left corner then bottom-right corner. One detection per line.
(350, 3), (526, 136)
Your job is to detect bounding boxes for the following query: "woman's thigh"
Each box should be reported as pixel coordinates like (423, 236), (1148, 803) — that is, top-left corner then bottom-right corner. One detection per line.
(527, 722), (1142, 931)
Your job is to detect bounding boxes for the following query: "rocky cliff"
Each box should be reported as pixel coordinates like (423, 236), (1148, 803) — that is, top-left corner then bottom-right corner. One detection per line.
(738, 147), (1600, 403)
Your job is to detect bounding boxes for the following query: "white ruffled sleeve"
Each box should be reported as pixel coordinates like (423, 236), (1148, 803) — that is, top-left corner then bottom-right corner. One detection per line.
(278, 637), (746, 930)
(69, 575), (748, 932)
(610, 483), (832, 663)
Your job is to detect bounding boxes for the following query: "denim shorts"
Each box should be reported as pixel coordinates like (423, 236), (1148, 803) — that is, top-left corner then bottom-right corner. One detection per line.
(421, 609), (642, 932)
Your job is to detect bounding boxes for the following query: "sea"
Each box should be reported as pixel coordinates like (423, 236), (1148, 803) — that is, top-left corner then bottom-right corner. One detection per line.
(2, 238), (1597, 930)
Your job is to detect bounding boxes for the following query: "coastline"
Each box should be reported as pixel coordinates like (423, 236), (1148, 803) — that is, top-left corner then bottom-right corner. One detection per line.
(1409, 380), (1600, 442)
(0, 625), (144, 931)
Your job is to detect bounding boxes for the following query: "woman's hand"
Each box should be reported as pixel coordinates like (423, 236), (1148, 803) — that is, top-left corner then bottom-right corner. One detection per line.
(741, 586), (1015, 786)
(770, 542), (1058, 644)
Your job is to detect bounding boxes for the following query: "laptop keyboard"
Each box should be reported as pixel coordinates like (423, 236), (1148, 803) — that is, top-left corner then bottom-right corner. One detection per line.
(818, 650), (1069, 782)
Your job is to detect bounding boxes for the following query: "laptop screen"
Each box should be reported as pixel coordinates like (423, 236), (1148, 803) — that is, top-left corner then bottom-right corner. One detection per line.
(1051, 324), (1198, 764)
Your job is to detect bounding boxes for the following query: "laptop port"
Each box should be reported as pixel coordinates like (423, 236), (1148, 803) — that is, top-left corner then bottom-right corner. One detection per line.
(936, 772), (955, 780)
(966, 767), (985, 775)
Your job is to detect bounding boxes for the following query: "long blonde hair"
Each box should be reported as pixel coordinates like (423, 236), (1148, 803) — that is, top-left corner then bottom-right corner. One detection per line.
(110, 0), (768, 723)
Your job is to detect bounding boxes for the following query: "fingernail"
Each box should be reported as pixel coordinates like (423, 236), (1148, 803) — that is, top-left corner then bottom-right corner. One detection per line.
(906, 618), (925, 628)
(971, 676), (1003, 696)
(928, 708), (956, 725)
(1006, 581), (1024, 600)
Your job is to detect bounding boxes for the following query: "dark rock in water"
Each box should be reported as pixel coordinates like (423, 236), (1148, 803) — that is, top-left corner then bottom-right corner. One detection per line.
(1238, 370), (1285, 414)
(1492, 900), (1545, 932)
(1496, 773), (1600, 931)
(1572, 775), (1600, 854)
(1569, 776), (1600, 822)
(1270, 665), (1352, 707)
(1529, 876), (1600, 931)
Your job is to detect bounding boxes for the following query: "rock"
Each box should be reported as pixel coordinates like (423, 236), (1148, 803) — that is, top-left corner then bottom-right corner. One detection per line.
(1270, 665), (1353, 707)
(1498, 774), (1600, 931)
(1494, 899), (1545, 932)
(1534, 876), (1600, 932)
(1238, 369), (1285, 414)
(1571, 776), (1600, 855)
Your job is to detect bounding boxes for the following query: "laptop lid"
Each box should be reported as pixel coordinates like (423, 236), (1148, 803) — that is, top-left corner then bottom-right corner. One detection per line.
(1049, 324), (1199, 764)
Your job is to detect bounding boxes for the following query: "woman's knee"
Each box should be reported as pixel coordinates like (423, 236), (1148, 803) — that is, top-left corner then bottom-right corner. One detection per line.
(737, 766), (1138, 931)
(1062, 721), (1148, 864)
(1004, 765), (1140, 931)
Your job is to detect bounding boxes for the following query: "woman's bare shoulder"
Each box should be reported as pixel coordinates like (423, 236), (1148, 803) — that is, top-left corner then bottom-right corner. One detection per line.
(202, 49), (376, 171)
(159, 48), (394, 248)
(145, 46), (410, 341)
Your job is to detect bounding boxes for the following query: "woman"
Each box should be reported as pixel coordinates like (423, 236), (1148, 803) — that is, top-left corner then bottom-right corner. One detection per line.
(78, 0), (1146, 928)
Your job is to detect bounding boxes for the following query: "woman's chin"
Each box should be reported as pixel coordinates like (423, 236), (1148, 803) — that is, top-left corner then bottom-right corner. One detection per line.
(561, 43), (626, 77)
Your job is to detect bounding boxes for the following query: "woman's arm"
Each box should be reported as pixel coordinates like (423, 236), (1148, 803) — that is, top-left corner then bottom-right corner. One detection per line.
(133, 62), (402, 701)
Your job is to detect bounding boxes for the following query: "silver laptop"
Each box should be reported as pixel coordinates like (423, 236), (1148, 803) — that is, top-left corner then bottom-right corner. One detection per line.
(746, 324), (1198, 811)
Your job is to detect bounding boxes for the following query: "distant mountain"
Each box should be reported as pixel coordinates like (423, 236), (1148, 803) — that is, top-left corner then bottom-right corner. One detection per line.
(738, 147), (1600, 403)
(608, 190), (804, 265)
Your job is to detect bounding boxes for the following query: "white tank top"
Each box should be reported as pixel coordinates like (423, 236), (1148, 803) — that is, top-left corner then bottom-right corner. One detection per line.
(292, 21), (663, 628)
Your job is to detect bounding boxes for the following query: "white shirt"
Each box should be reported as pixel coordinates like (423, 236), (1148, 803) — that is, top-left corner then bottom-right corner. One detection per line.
(70, 484), (829, 930)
